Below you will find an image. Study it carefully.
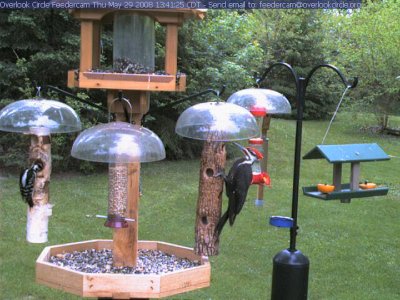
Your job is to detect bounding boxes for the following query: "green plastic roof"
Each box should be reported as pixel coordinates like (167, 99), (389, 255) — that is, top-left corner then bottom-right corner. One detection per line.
(303, 143), (390, 163)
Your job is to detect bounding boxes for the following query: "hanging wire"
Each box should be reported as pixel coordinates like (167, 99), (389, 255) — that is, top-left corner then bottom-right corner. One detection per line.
(321, 86), (351, 144)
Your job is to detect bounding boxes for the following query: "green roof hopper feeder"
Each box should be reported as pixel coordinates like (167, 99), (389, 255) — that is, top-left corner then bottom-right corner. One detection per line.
(302, 143), (390, 203)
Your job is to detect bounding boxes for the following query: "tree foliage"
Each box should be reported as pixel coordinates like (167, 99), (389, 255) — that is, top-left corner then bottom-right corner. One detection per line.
(255, 10), (348, 119)
(327, 0), (400, 128)
(0, 8), (397, 170)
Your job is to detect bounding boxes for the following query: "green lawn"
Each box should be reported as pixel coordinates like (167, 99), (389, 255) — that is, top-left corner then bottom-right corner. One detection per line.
(1, 113), (399, 299)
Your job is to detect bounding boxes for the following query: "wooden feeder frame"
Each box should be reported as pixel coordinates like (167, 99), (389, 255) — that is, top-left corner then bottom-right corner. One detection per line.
(67, 9), (205, 92)
(36, 8), (210, 299)
(302, 143), (390, 203)
(36, 240), (210, 299)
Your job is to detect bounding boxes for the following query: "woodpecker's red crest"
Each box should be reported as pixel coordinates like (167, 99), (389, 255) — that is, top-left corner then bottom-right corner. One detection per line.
(246, 147), (264, 160)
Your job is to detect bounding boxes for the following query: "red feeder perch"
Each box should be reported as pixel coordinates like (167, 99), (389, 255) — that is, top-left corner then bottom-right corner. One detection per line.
(252, 172), (271, 186)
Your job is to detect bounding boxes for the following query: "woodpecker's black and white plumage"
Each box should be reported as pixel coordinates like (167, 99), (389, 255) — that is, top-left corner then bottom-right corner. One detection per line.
(215, 142), (263, 236)
(19, 161), (43, 207)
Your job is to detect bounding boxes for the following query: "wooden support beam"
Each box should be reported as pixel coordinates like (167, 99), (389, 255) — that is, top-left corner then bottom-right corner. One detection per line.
(350, 162), (361, 191)
(80, 20), (101, 71)
(332, 163), (342, 192)
(165, 24), (179, 75)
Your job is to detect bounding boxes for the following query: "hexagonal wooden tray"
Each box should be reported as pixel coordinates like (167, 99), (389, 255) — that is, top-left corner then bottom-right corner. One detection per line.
(36, 240), (210, 299)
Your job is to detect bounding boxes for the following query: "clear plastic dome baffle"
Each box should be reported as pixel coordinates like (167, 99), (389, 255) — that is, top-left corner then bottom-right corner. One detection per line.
(227, 88), (292, 115)
(71, 121), (165, 228)
(175, 102), (259, 141)
(71, 122), (166, 163)
(0, 99), (81, 135)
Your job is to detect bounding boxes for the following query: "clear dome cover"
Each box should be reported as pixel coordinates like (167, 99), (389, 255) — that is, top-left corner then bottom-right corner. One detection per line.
(0, 99), (81, 134)
(175, 102), (259, 141)
(71, 122), (165, 163)
(227, 88), (292, 115)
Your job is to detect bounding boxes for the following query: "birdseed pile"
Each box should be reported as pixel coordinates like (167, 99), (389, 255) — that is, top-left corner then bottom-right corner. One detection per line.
(49, 249), (200, 274)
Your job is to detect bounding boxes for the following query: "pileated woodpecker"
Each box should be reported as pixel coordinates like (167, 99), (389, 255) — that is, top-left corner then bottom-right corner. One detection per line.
(215, 142), (263, 236)
(19, 161), (43, 207)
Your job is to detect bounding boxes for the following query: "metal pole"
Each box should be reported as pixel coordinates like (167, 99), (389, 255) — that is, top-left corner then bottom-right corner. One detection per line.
(289, 77), (305, 251)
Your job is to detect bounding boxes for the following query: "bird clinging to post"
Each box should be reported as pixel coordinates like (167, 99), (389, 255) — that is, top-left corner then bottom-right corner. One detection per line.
(215, 142), (263, 236)
(19, 161), (43, 208)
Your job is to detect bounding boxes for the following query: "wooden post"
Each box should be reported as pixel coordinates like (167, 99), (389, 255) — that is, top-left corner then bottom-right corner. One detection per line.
(195, 141), (226, 256)
(257, 115), (272, 201)
(350, 162), (360, 190)
(165, 24), (178, 75)
(26, 134), (52, 243)
(332, 163), (342, 191)
(80, 20), (101, 71)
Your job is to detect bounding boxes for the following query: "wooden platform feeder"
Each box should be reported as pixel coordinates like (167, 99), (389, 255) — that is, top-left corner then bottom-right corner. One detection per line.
(302, 143), (390, 203)
(36, 240), (210, 299)
(67, 9), (205, 92)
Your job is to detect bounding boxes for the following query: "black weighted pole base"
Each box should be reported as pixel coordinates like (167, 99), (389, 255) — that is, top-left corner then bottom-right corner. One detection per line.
(271, 249), (309, 300)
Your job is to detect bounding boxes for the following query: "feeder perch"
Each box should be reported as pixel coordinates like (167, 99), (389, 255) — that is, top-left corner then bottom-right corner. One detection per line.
(71, 121), (165, 227)
(0, 98), (81, 243)
(227, 88), (291, 206)
(302, 143), (390, 203)
(175, 101), (259, 256)
(67, 9), (205, 92)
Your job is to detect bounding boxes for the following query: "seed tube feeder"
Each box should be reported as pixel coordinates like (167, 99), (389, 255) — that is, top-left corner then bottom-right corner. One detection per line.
(71, 121), (166, 228)
(228, 88), (292, 206)
(175, 101), (259, 256)
(0, 98), (81, 243)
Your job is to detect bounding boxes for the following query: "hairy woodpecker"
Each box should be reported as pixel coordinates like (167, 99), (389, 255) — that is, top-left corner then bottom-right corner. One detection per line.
(215, 142), (263, 236)
(19, 161), (43, 207)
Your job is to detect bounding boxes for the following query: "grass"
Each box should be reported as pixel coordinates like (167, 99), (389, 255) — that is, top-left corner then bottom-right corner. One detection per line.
(1, 112), (399, 299)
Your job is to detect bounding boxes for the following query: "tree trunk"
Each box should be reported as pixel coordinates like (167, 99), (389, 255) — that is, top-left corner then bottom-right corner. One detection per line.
(194, 141), (226, 256)
(26, 134), (53, 243)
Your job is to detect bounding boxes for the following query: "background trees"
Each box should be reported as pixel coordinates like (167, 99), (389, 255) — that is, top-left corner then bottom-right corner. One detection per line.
(0, 6), (399, 170)
(327, 0), (400, 130)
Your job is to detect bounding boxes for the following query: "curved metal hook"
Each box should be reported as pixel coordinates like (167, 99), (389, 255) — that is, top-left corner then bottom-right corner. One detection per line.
(304, 64), (358, 90)
(256, 62), (300, 90)
(108, 94), (133, 123)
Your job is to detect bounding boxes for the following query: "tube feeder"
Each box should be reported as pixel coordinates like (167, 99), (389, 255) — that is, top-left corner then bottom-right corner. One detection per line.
(67, 9), (205, 92)
(0, 98), (81, 243)
(175, 101), (259, 256)
(227, 88), (291, 206)
(71, 121), (166, 228)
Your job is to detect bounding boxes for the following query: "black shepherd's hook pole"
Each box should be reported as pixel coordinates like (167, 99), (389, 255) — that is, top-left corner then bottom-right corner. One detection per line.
(258, 62), (357, 300)
(258, 62), (357, 252)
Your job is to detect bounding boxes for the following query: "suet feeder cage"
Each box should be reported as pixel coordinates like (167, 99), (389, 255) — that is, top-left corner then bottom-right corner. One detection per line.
(67, 9), (205, 92)
(175, 101), (259, 141)
(71, 121), (165, 227)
